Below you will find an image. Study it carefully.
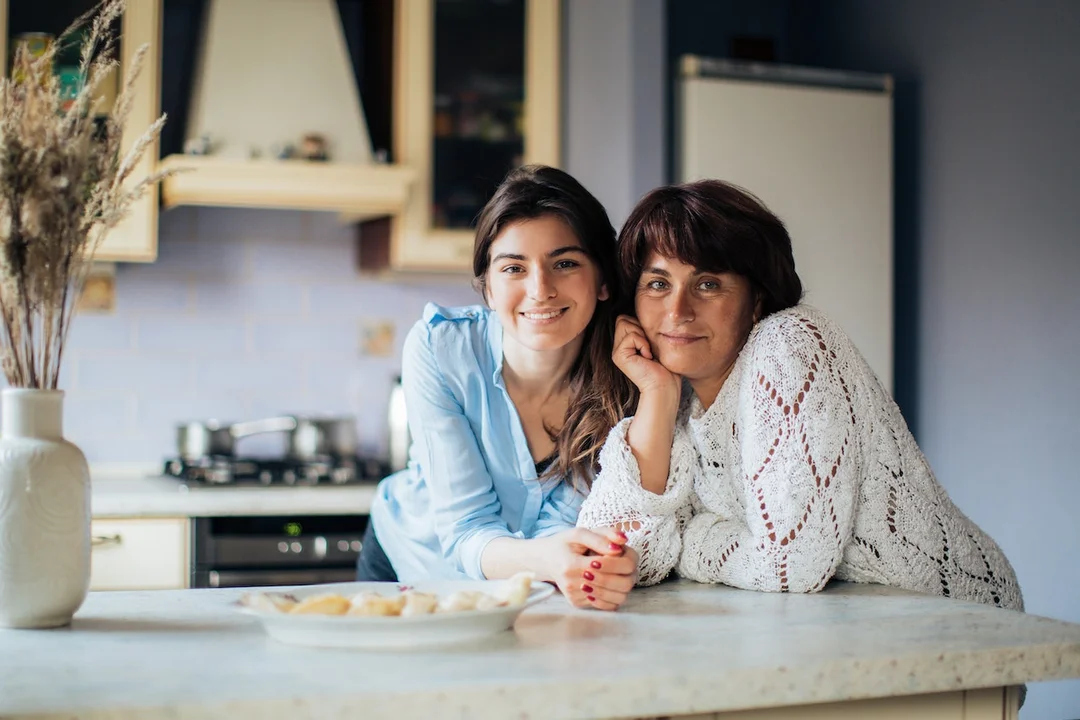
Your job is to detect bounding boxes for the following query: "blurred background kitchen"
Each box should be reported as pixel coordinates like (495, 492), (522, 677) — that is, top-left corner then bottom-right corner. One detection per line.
(2, 1), (1076, 716)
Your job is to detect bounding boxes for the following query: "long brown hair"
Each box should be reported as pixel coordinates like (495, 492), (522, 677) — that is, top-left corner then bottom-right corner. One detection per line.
(473, 165), (633, 492)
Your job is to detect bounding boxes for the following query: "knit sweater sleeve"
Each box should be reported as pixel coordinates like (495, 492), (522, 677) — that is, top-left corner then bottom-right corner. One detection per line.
(679, 315), (861, 593)
(577, 416), (698, 586)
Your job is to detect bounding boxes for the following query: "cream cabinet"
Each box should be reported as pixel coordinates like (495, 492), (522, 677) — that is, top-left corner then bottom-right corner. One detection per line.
(0, 0), (161, 262)
(90, 518), (190, 591)
(363, 0), (561, 272)
(662, 687), (1021, 720)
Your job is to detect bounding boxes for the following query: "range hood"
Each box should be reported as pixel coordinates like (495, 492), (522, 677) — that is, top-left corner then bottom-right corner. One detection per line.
(159, 0), (413, 221)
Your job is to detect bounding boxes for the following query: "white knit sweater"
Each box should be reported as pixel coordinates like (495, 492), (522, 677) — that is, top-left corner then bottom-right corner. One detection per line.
(579, 305), (1023, 611)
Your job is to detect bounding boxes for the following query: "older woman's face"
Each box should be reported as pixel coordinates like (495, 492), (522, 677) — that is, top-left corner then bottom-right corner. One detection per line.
(635, 252), (757, 395)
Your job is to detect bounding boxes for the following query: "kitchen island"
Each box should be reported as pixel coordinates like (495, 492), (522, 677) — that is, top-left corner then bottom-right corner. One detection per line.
(3, 580), (1079, 719)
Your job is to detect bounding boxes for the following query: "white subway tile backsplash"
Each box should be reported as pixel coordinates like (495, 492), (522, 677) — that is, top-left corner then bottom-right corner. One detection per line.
(195, 282), (305, 317)
(137, 317), (249, 352)
(67, 315), (135, 352)
(60, 206), (473, 463)
(192, 355), (306, 392)
(77, 355), (195, 394)
(114, 271), (193, 313)
(250, 320), (357, 354)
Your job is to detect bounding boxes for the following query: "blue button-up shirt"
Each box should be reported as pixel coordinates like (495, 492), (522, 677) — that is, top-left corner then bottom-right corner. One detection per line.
(370, 303), (585, 581)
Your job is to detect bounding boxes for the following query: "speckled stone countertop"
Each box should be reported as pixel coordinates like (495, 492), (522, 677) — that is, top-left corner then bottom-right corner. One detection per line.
(3, 580), (1079, 719)
(91, 471), (376, 518)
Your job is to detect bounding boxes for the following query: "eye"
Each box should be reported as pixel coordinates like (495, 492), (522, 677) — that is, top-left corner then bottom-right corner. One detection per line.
(554, 259), (580, 270)
(499, 264), (525, 275)
(698, 279), (720, 291)
(641, 278), (668, 291)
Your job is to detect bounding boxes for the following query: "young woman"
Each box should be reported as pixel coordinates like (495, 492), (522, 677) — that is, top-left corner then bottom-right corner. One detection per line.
(360, 165), (637, 611)
(579, 179), (1022, 611)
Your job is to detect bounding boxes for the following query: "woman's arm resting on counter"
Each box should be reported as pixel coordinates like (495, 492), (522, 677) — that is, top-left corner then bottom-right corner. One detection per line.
(578, 416), (697, 586)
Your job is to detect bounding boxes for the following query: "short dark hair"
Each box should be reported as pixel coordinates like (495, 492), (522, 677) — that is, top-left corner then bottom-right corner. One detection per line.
(618, 179), (803, 318)
(472, 165), (632, 491)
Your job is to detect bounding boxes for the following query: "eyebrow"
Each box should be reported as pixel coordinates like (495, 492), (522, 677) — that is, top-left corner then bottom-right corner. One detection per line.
(641, 266), (672, 277)
(491, 246), (587, 263)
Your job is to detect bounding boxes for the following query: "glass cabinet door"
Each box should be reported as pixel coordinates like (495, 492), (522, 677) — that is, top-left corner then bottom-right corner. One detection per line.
(431, 0), (525, 230)
(0, 0), (160, 262)
(387, 0), (559, 271)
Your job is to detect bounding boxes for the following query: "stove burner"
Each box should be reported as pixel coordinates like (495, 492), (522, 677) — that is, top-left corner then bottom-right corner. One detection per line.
(163, 455), (388, 487)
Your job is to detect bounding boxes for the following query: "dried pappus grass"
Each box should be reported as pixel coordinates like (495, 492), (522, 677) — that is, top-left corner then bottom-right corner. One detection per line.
(0, 0), (175, 389)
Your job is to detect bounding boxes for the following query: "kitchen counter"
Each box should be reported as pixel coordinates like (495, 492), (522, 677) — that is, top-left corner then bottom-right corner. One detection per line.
(4, 580), (1079, 719)
(91, 470), (376, 518)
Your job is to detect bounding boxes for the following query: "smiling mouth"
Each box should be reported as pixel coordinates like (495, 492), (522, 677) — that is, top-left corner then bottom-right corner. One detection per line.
(659, 333), (704, 345)
(521, 308), (568, 323)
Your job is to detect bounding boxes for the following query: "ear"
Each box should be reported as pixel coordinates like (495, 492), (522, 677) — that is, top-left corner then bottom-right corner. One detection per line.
(598, 282), (610, 302)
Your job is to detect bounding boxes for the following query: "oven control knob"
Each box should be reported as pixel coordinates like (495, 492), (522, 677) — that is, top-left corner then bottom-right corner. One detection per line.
(277, 542), (288, 553)
(259, 470), (273, 485)
(337, 540), (349, 552)
(283, 470), (297, 485)
(350, 540), (362, 553)
(290, 541), (302, 553)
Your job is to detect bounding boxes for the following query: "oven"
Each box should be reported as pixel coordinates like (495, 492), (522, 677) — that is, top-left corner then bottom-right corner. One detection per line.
(190, 514), (367, 588)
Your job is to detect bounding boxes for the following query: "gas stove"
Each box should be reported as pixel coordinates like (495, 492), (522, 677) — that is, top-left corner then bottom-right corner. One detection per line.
(163, 454), (389, 487)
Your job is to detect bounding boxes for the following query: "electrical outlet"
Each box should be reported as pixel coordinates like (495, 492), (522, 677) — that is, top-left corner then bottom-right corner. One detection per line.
(359, 319), (395, 357)
(76, 262), (117, 314)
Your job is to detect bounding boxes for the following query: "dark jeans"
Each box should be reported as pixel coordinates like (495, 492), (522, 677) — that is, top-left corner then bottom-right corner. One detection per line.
(356, 519), (398, 582)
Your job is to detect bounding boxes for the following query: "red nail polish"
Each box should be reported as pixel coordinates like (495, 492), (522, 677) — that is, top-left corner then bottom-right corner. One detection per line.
(583, 571), (595, 581)
(590, 560), (602, 569)
(587, 595), (596, 602)
(582, 584), (594, 593)
(609, 543), (623, 551)
(615, 530), (628, 540)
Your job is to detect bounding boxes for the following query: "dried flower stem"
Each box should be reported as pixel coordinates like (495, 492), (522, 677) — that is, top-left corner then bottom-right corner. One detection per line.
(0, 0), (174, 389)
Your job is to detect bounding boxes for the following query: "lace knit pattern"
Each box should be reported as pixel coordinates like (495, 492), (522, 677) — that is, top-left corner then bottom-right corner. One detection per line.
(579, 305), (1023, 610)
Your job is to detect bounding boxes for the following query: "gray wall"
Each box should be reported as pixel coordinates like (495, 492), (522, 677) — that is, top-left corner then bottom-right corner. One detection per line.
(564, 0), (665, 226)
(789, 3), (1080, 717)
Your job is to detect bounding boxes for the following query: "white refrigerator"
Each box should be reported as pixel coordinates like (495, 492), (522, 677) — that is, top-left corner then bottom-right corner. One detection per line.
(677, 56), (894, 390)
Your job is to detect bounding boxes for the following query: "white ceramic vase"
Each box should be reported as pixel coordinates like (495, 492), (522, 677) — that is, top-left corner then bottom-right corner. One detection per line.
(0, 389), (90, 628)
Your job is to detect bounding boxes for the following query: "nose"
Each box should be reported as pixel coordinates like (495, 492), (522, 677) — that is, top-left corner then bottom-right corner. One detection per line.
(527, 267), (556, 300)
(667, 287), (694, 323)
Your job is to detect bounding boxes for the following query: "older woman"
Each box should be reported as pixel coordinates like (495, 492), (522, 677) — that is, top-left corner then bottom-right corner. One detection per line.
(578, 179), (1022, 611)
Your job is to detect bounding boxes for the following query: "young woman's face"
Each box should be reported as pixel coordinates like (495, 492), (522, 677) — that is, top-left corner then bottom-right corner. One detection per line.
(634, 252), (757, 387)
(485, 216), (608, 353)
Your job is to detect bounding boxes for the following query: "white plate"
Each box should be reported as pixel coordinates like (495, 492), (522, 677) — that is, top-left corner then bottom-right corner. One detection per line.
(236, 579), (555, 649)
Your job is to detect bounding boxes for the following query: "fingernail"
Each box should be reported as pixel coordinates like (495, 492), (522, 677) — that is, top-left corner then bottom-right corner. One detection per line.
(587, 595), (596, 602)
(583, 571), (595, 581)
(582, 584), (594, 593)
(590, 560), (602, 569)
(615, 530), (628, 540)
(609, 543), (623, 551)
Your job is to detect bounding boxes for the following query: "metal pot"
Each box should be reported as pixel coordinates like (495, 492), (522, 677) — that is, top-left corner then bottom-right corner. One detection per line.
(175, 416), (297, 460)
(287, 416), (357, 460)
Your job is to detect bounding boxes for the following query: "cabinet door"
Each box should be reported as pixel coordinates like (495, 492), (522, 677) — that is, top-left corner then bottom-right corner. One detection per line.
(90, 518), (190, 590)
(389, 0), (560, 271)
(0, 0), (161, 262)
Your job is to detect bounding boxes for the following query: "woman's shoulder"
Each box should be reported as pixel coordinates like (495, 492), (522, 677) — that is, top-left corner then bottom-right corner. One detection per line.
(749, 304), (846, 350)
(736, 304), (855, 383)
(408, 303), (492, 344)
(404, 303), (496, 374)
(421, 302), (491, 328)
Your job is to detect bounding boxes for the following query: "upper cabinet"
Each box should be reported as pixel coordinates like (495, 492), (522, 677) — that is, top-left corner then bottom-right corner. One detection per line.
(362, 0), (561, 272)
(0, 0), (161, 262)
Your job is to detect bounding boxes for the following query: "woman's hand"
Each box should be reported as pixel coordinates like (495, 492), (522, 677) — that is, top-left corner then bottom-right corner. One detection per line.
(537, 527), (637, 610)
(613, 315), (680, 397)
